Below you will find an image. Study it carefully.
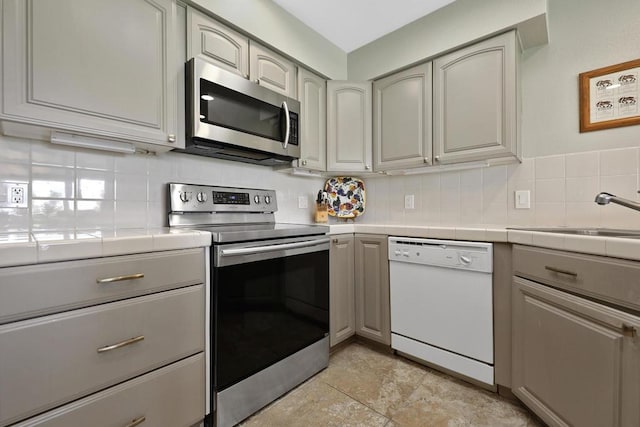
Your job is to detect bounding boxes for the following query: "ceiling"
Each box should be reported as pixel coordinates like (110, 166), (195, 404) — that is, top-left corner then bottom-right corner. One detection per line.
(272, 0), (456, 53)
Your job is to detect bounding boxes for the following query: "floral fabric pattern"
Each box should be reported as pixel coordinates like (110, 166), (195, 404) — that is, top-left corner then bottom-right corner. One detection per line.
(324, 177), (366, 218)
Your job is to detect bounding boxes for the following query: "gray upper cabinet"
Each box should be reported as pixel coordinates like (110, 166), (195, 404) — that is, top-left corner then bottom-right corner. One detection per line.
(0, 0), (181, 151)
(249, 41), (297, 99)
(433, 31), (519, 164)
(373, 63), (433, 171)
(326, 81), (373, 172)
(187, 7), (249, 78)
(297, 67), (326, 171)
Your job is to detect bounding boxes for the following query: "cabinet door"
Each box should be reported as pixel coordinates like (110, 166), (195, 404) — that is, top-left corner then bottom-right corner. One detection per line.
(354, 234), (390, 345)
(326, 81), (372, 172)
(249, 41), (297, 98)
(297, 68), (326, 171)
(1, 0), (180, 150)
(512, 277), (640, 427)
(373, 63), (432, 171)
(329, 235), (355, 347)
(187, 7), (249, 78)
(433, 31), (518, 164)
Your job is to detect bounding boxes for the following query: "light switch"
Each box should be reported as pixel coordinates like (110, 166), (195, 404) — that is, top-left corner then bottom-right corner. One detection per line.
(515, 190), (531, 209)
(404, 194), (415, 209)
(298, 195), (308, 209)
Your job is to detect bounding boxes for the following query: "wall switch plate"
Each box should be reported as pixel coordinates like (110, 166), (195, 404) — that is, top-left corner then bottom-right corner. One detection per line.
(515, 190), (531, 209)
(0, 182), (28, 208)
(298, 195), (308, 209)
(404, 194), (415, 209)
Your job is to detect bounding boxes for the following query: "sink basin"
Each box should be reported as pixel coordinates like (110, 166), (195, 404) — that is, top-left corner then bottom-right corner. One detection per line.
(511, 228), (640, 238)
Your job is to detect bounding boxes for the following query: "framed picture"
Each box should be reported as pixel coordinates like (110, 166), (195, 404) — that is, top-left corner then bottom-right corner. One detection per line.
(579, 58), (640, 132)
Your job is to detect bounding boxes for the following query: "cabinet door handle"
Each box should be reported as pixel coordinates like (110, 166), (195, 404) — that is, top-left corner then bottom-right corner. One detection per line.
(332, 238), (338, 243)
(168, 134), (176, 143)
(544, 266), (578, 277)
(434, 156), (440, 162)
(97, 273), (144, 284)
(125, 416), (146, 427)
(97, 335), (145, 353)
(622, 324), (637, 338)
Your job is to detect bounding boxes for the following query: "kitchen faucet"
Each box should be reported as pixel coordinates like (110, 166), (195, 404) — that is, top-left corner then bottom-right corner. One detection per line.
(594, 192), (640, 212)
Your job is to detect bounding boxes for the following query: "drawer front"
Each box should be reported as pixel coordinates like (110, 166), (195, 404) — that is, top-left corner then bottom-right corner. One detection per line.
(513, 245), (640, 312)
(0, 248), (205, 324)
(0, 285), (204, 426)
(12, 353), (205, 427)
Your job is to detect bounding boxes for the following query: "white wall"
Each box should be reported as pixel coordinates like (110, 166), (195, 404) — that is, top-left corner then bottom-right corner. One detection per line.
(191, 0), (347, 79)
(0, 135), (324, 233)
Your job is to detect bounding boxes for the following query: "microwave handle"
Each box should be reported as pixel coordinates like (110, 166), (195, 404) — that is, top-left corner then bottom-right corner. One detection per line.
(282, 101), (290, 149)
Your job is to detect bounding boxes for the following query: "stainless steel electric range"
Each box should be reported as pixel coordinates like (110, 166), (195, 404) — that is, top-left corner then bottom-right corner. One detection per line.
(168, 183), (330, 427)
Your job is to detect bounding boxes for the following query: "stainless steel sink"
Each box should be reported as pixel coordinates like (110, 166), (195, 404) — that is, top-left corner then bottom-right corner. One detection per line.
(510, 228), (640, 238)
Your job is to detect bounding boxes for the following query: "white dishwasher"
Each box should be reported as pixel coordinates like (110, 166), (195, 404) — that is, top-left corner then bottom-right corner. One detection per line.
(389, 237), (494, 386)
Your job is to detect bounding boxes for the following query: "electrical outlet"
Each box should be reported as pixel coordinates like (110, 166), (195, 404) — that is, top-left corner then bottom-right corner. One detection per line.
(0, 182), (28, 208)
(404, 194), (415, 209)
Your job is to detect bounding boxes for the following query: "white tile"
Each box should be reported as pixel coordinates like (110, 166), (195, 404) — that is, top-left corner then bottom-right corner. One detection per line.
(600, 147), (638, 176)
(424, 226), (456, 239)
(0, 135), (31, 163)
(565, 151), (599, 177)
(115, 173), (148, 201)
(606, 238), (640, 261)
(530, 231), (565, 250)
(147, 152), (178, 178)
(34, 232), (102, 262)
(76, 169), (114, 200)
(0, 207), (31, 232)
(0, 241), (38, 266)
(147, 176), (169, 203)
(507, 230), (533, 245)
(482, 200), (508, 225)
(439, 172), (459, 225)
(76, 200), (115, 229)
(599, 174), (638, 199)
(101, 231), (154, 256)
(31, 166), (75, 198)
(454, 228), (486, 241)
(31, 199), (75, 230)
(507, 158), (535, 182)
(31, 140), (76, 167)
(565, 177), (598, 202)
(485, 228), (509, 242)
(146, 202), (166, 228)
(115, 153), (147, 174)
(482, 166), (508, 204)
(536, 178), (565, 203)
(535, 202), (566, 226)
(0, 162), (30, 182)
(153, 229), (210, 251)
(565, 202), (601, 228)
(535, 155), (565, 179)
(75, 150), (115, 171)
(421, 174), (440, 224)
(114, 201), (147, 229)
(564, 235), (607, 256)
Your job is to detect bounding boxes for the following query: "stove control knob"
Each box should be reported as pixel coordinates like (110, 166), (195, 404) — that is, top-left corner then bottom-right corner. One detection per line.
(254, 195), (261, 204)
(197, 192), (208, 203)
(264, 195), (271, 204)
(179, 192), (191, 203)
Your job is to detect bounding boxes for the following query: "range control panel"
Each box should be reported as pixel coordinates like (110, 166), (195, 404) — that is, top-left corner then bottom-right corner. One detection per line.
(169, 183), (277, 213)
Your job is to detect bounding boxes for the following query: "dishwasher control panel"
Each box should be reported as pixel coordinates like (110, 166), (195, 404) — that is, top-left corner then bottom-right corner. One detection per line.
(388, 237), (492, 273)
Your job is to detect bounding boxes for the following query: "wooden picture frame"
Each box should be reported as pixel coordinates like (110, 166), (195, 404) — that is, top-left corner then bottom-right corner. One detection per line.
(579, 58), (640, 132)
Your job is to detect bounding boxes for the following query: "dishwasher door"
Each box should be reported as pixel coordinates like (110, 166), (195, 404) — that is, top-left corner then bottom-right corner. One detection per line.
(389, 237), (494, 385)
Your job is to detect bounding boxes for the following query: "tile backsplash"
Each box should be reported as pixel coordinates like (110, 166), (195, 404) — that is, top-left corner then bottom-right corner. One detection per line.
(0, 135), (324, 232)
(2, 134), (640, 232)
(361, 148), (640, 229)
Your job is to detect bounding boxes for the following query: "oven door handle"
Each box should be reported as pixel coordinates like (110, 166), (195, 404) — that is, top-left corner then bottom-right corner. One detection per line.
(282, 101), (290, 150)
(220, 238), (328, 257)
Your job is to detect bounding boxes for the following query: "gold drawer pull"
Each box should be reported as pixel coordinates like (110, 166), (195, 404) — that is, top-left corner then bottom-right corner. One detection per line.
(125, 416), (146, 427)
(622, 324), (637, 338)
(544, 266), (578, 277)
(97, 273), (144, 284)
(97, 335), (145, 353)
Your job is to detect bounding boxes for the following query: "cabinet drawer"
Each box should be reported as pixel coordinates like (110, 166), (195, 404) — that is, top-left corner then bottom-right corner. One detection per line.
(0, 285), (204, 426)
(513, 245), (640, 312)
(0, 248), (205, 324)
(12, 353), (205, 427)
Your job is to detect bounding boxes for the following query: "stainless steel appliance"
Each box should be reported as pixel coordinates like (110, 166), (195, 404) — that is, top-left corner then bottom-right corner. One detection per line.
(168, 183), (329, 427)
(182, 58), (300, 166)
(389, 237), (494, 386)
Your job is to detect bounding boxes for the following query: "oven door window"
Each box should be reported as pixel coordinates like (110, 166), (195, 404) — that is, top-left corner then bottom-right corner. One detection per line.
(213, 250), (329, 391)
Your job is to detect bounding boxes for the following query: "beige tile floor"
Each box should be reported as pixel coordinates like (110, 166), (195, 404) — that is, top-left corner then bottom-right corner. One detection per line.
(240, 343), (542, 427)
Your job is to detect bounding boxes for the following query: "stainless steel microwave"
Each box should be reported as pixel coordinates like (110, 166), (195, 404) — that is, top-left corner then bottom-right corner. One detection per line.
(182, 58), (300, 166)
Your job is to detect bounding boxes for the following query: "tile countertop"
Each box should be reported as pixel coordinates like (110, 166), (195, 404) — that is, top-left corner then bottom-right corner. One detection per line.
(329, 224), (640, 262)
(0, 228), (211, 267)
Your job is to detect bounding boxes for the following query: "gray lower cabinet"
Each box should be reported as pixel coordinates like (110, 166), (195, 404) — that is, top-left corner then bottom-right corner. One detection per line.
(0, 0), (182, 151)
(296, 67), (326, 171)
(326, 81), (373, 172)
(433, 31), (519, 164)
(329, 234), (356, 346)
(373, 63), (433, 171)
(354, 234), (390, 345)
(0, 249), (206, 427)
(187, 6), (249, 78)
(512, 245), (640, 427)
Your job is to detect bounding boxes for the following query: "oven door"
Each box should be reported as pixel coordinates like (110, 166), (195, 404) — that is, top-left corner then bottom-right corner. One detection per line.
(212, 235), (329, 392)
